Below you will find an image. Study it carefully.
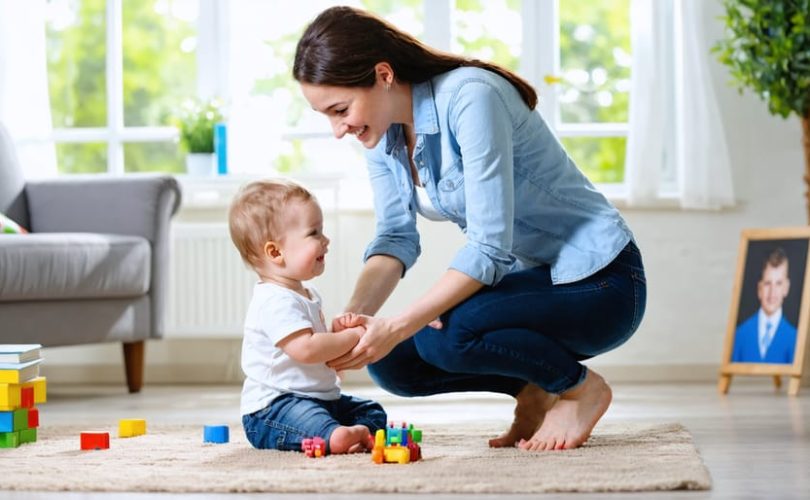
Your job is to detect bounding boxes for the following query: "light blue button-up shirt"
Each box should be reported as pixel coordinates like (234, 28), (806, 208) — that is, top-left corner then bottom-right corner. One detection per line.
(363, 67), (633, 285)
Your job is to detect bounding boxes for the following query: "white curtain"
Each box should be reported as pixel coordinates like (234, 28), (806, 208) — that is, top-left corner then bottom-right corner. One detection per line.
(625, 0), (734, 209)
(0, 0), (57, 178)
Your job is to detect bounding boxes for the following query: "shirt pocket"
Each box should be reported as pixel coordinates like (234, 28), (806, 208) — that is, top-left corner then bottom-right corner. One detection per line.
(436, 166), (465, 219)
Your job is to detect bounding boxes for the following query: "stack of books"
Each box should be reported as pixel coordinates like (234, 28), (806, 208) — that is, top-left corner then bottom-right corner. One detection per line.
(0, 344), (46, 448)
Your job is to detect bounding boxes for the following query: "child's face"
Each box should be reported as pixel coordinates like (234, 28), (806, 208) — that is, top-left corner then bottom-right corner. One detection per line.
(275, 197), (330, 281)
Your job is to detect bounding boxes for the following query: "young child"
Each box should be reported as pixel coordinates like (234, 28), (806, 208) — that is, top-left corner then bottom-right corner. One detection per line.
(229, 179), (386, 454)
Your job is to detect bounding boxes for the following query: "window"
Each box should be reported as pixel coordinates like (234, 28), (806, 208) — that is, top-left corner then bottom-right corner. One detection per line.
(44, 0), (631, 190)
(46, 0), (197, 174)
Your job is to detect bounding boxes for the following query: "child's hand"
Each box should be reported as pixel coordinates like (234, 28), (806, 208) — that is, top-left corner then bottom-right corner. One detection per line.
(331, 312), (367, 332)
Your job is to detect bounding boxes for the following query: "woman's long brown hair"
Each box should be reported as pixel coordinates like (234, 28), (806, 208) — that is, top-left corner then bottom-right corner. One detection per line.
(293, 6), (537, 110)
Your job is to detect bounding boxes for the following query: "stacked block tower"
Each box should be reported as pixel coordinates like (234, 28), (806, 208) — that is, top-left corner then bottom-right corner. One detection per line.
(0, 344), (46, 448)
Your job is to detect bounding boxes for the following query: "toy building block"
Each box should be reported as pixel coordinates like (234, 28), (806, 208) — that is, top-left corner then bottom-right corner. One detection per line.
(19, 428), (36, 444)
(0, 408), (28, 433)
(0, 431), (20, 448)
(372, 422), (423, 464)
(80, 432), (110, 450)
(0, 383), (21, 410)
(22, 377), (47, 404)
(20, 386), (34, 409)
(118, 418), (147, 438)
(301, 437), (326, 458)
(27, 407), (39, 428)
(203, 425), (229, 444)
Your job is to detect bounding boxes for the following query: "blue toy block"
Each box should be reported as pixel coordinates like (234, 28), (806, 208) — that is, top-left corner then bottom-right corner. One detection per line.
(0, 408), (27, 433)
(203, 425), (229, 444)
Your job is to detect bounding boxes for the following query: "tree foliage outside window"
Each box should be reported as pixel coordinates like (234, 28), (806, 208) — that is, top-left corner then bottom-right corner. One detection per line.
(452, 0), (630, 184)
(46, 0), (196, 174)
(558, 0), (630, 183)
(45, 1), (630, 184)
(250, 0), (423, 174)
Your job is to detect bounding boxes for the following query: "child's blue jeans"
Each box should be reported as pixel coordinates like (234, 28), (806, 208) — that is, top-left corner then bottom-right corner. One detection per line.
(368, 241), (646, 397)
(242, 393), (386, 452)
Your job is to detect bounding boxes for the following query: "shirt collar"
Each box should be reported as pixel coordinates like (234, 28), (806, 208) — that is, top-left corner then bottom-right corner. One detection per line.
(383, 79), (439, 155)
(758, 308), (783, 328)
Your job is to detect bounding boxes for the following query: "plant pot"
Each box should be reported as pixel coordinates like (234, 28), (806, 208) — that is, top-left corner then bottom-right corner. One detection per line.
(186, 153), (216, 176)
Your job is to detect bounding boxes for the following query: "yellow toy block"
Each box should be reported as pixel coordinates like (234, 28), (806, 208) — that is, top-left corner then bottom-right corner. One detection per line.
(118, 418), (147, 438)
(0, 383), (21, 410)
(22, 377), (47, 404)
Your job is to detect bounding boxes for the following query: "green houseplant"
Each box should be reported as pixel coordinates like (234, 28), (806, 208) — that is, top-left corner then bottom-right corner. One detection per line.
(175, 98), (224, 175)
(713, 0), (810, 220)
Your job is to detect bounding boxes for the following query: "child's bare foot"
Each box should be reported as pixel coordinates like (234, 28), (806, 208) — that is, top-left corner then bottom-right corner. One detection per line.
(518, 370), (612, 451)
(329, 425), (373, 454)
(489, 383), (557, 448)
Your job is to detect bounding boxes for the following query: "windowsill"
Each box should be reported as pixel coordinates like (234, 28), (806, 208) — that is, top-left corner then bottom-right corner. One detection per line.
(175, 174), (717, 215)
(175, 173), (371, 213)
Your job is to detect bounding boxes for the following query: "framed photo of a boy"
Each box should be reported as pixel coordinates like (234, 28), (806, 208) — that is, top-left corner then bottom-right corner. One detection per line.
(719, 228), (810, 396)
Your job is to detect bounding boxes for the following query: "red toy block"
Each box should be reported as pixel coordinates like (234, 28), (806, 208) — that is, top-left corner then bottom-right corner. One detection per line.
(27, 407), (39, 428)
(301, 437), (326, 458)
(20, 387), (34, 409)
(80, 432), (110, 450)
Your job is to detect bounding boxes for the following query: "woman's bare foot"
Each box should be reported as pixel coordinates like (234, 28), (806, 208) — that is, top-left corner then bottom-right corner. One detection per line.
(518, 370), (612, 451)
(329, 425), (373, 454)
(489, 383), (558, 448)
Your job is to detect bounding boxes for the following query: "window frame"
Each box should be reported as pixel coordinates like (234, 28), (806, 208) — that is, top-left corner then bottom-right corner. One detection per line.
(50, 0), (629, 192)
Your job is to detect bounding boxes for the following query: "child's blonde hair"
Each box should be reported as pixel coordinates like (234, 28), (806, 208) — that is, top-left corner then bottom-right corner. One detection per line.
(228, 179), (313, 269)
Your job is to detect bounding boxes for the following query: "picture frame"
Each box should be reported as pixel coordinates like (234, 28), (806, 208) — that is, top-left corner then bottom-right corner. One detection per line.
(719, 227), (810, 396)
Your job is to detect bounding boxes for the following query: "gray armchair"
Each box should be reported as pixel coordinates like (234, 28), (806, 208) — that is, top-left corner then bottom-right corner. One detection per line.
(0, 122), (181, 393)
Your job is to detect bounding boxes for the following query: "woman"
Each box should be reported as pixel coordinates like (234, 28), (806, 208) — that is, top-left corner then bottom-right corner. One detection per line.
(293, 6), (646, 451)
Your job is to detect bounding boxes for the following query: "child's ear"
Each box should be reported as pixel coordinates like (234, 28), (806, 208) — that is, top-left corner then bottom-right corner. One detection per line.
(263, 241), (284, 264)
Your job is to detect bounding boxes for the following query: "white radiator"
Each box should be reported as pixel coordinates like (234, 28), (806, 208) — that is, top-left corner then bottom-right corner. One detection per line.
(166, 224), (255, 337)
(166, 217), (342, 338)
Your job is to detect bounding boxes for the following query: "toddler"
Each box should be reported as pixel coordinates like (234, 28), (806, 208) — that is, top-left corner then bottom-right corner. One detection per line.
(229, 179), (386, 454)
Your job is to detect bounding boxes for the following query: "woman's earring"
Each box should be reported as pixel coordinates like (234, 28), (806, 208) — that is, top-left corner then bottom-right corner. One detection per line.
(385, 82), (391, 92)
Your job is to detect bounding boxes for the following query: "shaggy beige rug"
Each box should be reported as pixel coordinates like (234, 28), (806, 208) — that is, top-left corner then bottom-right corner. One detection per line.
(1, 422), (710, 493)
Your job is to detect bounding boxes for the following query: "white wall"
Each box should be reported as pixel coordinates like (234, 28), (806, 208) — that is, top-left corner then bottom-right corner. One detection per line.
(43, 0), (809, 386)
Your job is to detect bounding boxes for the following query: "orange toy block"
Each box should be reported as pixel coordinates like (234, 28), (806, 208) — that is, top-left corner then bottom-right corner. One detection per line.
(80, 432), (110, 450)
(118, 418), (146, 438)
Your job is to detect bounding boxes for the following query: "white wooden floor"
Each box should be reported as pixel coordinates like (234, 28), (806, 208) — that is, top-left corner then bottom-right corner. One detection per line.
(4, 379), (810, 499)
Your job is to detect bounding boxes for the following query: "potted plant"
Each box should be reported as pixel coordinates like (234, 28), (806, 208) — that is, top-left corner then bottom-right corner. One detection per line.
(713, 1), (810, 220)
(175, 98), (224, 176)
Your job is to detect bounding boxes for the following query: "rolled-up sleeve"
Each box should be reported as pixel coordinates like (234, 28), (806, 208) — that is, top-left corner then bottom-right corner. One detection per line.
(362, 148), (421, 276)
(447, 80), (516, 286)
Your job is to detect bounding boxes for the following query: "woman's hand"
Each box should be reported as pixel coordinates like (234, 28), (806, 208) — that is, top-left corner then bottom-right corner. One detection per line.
(327, 315), (403, 370)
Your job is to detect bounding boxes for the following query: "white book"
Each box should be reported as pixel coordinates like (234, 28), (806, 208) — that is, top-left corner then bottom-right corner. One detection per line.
(0, 344), (42, 364)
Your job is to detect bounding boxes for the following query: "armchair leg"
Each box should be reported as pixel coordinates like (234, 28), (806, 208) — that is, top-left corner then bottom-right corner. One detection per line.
(123, 341), (145, 393)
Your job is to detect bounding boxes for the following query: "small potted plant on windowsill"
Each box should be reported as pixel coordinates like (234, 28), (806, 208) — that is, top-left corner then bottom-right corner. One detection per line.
(175, 98), (224, 176)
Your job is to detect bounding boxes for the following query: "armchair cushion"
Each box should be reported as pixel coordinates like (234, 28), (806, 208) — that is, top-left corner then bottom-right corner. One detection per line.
(0, 233), (150, 301)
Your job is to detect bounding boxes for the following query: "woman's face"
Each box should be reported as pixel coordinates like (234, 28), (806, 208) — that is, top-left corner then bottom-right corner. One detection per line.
(300, 80), (392, 149)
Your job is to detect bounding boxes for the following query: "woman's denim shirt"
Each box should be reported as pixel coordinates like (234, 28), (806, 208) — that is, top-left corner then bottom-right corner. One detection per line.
(363, 67), (632, 286)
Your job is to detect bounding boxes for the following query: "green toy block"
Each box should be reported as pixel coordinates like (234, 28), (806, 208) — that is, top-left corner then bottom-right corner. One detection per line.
(19, 428), (36, 444)
(0, 431), (20, 448)
(13, 408), (28, 431)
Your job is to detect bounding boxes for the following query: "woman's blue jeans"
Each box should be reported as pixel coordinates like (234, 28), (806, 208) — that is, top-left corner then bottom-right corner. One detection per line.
(368, 241), (646, 397)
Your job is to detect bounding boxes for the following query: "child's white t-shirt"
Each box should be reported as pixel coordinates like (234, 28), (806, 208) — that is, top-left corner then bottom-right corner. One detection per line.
(240, 282), (340, 416)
